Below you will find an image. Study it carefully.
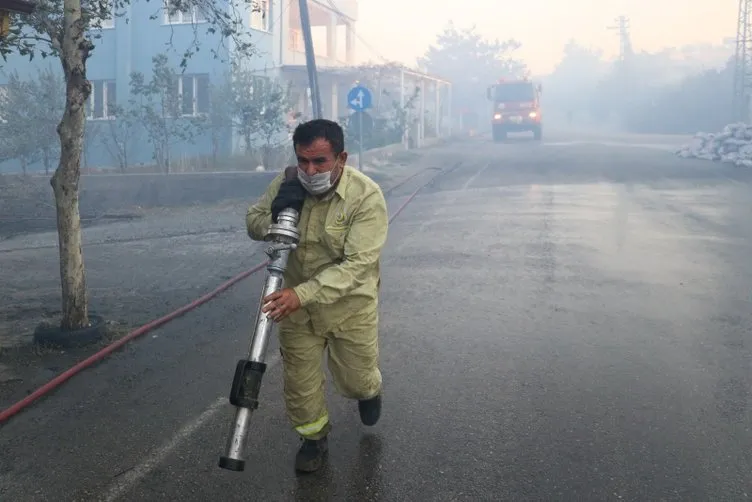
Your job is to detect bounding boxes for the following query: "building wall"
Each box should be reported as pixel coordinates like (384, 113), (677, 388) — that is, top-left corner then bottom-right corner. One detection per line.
(0, 0), (357, 173)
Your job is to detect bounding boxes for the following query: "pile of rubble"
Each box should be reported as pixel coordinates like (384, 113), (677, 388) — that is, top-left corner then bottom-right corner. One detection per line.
(675, 123), (752, 167)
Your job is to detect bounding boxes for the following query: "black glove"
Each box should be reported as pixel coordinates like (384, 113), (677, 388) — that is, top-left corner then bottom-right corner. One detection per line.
(271, 179), (306, 222)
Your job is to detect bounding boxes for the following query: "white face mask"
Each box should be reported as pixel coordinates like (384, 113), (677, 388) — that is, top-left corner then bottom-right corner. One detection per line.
(297, 165), (339, 195)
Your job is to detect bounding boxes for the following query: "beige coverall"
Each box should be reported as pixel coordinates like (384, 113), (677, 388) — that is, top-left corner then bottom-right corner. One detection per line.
(245, 165), (389, 440)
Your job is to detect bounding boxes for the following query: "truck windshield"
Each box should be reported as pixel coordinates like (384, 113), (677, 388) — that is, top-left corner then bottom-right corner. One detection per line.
(494, 83), (535, 102)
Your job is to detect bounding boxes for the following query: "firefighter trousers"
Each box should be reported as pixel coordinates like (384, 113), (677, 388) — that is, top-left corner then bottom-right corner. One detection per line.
(278, 308), (382, 440)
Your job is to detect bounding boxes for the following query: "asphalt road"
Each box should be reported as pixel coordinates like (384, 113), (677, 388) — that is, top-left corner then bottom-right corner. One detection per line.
(3, 131), (752, 501)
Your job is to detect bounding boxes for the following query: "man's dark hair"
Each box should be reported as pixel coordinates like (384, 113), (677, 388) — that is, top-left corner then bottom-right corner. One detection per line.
(293, 119), (345, 156)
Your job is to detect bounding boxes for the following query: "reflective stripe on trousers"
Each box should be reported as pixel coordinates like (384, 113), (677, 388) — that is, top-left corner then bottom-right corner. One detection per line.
(294, 413), (330, 438)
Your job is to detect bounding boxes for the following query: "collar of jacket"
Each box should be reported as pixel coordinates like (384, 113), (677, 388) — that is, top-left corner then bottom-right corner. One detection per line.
(319, 165), (351, 202)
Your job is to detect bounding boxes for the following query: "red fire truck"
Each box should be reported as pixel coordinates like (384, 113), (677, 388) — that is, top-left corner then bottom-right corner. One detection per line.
(486, 77), (543, 141)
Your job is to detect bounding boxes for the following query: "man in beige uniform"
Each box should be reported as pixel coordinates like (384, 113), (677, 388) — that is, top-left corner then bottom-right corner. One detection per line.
(245, 119), (389, 473)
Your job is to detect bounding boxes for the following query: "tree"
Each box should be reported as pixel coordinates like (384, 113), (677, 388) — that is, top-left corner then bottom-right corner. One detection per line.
(207, 78), (234, 166)
(231, 63), (265, 155)
(256, 78), (292, 167)
(377, 83), (420, 147)
(551, 38), (735, 133)
(0, 66), (64, 174)
(418, 22), (526, 118)
(0, 0), (257, 332)
(129, 53), (201, 173)
(98, 103), (139, 172)
(0, 75), (41, 173)
(542, 41), (607, 118)
(620, 59), (734, 134)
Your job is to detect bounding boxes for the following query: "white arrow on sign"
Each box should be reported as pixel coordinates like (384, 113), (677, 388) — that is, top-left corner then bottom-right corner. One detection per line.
(350, 89), (364, 108)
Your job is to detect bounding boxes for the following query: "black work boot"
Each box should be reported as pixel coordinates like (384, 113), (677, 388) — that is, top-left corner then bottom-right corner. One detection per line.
(358, 394), (382, 426)
(295, 436), (328, 473)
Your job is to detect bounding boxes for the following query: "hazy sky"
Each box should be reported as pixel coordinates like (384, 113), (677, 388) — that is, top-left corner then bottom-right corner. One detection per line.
(354, 0), (738, 75)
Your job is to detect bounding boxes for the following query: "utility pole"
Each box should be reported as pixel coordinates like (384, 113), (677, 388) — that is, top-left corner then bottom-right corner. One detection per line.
(607, 15), (634, 115)
(607, 15), (634, 63)
(733, 0), (752, 123)
(298, 0), (323, 119)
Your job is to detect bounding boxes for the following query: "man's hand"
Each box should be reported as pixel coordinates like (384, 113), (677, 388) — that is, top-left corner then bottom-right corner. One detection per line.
(271, 179), (306, 222)
(262, 288), (302, 322)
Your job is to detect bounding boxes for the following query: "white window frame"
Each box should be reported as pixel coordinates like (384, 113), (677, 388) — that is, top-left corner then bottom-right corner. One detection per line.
(177, 74), (210, 117)
(250, 0), (270, 32)
(87, 80), (117, 121)
(163, 0), (207, 25)
(0, 85), (8, 124)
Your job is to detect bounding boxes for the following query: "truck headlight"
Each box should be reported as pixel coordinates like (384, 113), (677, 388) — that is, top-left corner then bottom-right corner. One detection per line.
(529, 112), (537, 118)
(493, 113), (502, 119)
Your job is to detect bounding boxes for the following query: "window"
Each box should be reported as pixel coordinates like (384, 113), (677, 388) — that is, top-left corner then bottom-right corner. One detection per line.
(250, 0), (269, 31)
(0, 85), (7, 124)
(493, 82), (535, 102)
(87, 80), (116, 120)
(176, 74), (210, 116)
(164, 0), (206, 24)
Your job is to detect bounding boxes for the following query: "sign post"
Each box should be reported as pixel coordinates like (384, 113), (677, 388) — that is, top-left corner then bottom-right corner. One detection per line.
(347, 84), (372, 172)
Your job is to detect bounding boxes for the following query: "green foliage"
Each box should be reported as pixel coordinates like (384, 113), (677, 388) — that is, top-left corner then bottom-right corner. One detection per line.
(127, 53), (202, 172)
(544, 39), (736, 133)
(206, 78), (235, 163)
(620, 63), (734, 134)
(418, 22), (525, 114)
(0, 66), (64, 173)
(95, 102), (141, 171)
(212, 59), (292, 156)
(0, 0), (257, 67)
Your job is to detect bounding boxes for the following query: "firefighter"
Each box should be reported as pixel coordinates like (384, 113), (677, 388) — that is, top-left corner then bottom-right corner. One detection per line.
(245, 119), (388, 473)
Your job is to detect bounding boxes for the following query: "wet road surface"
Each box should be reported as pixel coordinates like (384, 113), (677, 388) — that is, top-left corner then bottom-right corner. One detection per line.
(3, 132), (752, 501)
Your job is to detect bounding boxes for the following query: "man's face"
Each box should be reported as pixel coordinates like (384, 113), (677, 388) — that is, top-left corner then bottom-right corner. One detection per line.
(295, 138), (347, 178)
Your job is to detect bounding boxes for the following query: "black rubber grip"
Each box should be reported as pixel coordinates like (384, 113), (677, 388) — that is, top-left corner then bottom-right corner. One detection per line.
(228, 359), (267, 409)
(218, 456), (245, 471)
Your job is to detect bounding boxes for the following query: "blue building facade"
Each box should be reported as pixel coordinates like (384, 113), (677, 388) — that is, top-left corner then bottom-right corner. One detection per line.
(0, 0), (360, 173)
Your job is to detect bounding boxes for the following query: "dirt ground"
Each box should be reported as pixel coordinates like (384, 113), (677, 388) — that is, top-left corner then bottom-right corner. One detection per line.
(0, 148), (439, 409)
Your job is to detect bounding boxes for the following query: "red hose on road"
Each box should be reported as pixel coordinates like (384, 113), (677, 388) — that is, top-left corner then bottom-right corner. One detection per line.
(0, 261), (268, 424)
(0, 167), (440, 425)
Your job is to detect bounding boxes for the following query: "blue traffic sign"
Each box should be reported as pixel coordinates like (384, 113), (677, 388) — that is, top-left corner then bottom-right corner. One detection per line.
(347, 85), (372, 111)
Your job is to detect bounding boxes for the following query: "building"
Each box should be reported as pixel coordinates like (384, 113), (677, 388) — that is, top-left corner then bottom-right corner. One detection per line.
(0, 0), (361, 172)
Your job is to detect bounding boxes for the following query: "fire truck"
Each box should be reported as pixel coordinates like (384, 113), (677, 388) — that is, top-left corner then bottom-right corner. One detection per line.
(486, 77), (543, 141)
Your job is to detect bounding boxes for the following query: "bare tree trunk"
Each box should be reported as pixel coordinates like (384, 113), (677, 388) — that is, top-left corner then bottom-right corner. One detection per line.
(50, 0), (93, 331)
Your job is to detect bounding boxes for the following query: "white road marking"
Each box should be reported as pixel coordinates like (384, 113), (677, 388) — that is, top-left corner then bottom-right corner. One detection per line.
(462, 162), (491, 191)
(102, 355), (281, 501)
